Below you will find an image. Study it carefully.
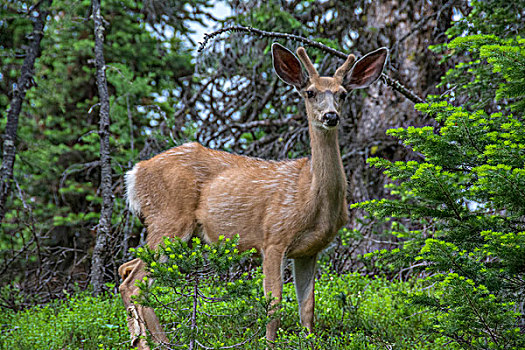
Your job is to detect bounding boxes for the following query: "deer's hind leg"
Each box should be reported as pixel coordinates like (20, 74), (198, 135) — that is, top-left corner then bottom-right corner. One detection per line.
(119, 219), (197, 349)
(119, 258), (168, 349)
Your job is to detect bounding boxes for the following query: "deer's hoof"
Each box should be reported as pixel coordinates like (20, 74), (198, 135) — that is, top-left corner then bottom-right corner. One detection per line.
(131, 336), (150, 350)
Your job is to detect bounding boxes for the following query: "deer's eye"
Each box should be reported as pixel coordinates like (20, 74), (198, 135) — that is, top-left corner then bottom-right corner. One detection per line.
(339, 92), (348, 100)
(305, 90), (316, 99)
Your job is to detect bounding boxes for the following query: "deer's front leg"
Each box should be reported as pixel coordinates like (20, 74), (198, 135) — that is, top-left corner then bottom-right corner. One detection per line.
(293, 255), (317, 333)
(262, 247), (285, 343)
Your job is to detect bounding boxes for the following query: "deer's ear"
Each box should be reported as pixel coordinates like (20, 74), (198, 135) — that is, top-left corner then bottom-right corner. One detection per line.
(272, 43), (306, 89)
(345, 47), (388, 90)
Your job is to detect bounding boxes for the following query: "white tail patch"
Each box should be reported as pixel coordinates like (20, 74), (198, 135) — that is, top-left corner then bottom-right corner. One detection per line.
(125, 165), (141, 216)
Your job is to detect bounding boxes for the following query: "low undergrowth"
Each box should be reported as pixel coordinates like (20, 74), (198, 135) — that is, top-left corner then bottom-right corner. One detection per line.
(0, 269), (455, 350)
(0, 289), (130, 350)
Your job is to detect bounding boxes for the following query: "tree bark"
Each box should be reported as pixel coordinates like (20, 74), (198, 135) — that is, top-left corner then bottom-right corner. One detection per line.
(0, 0), (52, 224)
(346, 0), (454, 255)
(90, 0), (114, 294)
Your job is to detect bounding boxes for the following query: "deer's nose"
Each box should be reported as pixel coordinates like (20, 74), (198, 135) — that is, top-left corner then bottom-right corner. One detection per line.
(322, 112), (340, 127)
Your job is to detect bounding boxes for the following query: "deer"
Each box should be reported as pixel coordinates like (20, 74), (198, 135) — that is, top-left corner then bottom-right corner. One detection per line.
(118, 42), (388, 349)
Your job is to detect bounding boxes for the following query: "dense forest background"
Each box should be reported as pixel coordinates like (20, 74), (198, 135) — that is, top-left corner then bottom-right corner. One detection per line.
(1, 0), (524, 349)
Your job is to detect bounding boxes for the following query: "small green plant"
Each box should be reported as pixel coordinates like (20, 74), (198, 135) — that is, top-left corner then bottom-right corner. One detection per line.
(133, 235), (271, 349)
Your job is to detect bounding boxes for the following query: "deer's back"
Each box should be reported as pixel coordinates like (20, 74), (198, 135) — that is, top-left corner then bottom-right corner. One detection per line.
(127, 142), (313, 250)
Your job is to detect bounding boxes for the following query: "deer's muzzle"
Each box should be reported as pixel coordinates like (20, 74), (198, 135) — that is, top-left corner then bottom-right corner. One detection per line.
(322, 112), (340, 127)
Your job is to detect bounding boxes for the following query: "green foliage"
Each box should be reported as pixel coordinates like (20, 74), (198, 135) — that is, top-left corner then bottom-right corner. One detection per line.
(479, 38), (525, 113)
(0, 1), (33, 110)
(433, 0), (525, 111)
(445, 35), (525, 114)
(0, 290), (129, 350)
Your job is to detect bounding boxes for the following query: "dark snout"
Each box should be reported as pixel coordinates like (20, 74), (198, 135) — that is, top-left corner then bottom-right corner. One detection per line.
(322, 112), (340, 127)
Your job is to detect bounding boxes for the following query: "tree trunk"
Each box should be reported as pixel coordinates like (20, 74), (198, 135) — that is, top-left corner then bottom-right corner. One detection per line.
(90, 0), (114, 294)
(347, 0), (453, 254)
(0, 0), (52, 224)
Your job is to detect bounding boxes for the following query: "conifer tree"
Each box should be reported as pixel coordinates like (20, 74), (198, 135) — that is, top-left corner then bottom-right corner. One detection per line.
(354, 20), (525, 350)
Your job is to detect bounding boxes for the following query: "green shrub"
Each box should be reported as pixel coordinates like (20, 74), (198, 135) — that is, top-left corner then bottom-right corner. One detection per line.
(134, 235), (270, 349)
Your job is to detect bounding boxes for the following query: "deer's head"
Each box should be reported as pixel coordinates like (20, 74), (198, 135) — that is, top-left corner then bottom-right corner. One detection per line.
(272, 43), (388, 130)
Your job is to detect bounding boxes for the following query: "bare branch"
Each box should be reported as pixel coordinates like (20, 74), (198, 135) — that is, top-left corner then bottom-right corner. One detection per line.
(198, 25), (427, 105)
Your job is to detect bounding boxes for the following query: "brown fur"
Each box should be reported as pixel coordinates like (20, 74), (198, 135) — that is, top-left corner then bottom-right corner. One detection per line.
(118, 43), (388, 349)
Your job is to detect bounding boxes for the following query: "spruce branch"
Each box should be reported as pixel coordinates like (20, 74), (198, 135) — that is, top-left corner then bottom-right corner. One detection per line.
(198, 25), (427, 105)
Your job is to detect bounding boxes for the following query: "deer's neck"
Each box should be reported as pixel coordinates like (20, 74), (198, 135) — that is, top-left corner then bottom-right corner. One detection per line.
(306, 124), (347, 209)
